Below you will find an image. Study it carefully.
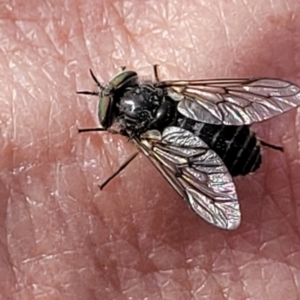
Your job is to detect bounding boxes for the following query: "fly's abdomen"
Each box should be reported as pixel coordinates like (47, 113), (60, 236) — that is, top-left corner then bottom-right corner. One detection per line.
(200, 125), (261, 176)
(178, 118), (262, 176)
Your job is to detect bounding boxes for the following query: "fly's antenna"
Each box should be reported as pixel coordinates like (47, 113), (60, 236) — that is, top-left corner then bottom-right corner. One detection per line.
(89, 69), (105, 90)
(76, 69), (104, 96)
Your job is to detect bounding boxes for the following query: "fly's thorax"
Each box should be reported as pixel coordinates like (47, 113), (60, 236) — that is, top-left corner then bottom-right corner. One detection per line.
(97, 70), (138, 129)
(118, 83), (163, 117)
(116, 82), (178, 135)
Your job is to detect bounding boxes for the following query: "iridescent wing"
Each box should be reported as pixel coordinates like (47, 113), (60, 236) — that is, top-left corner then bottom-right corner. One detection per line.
(161, 78), (300, 125)
(133, 126), (241, 230)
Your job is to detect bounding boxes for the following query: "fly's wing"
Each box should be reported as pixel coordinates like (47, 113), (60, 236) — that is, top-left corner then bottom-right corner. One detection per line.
(134, 126), (240, 230)
(161, 78), (300, 125)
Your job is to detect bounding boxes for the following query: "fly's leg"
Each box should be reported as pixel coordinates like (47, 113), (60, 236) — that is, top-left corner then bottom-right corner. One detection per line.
(99, 152), (139, 190)
(153, 64), (160, 82)
(259, 139), (284, 152)
(78, 127), (106, 133)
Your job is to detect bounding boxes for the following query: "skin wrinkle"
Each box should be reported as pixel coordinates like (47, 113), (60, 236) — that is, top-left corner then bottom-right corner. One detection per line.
(264, 160), (292, 212)
(178, 205), (193, 298)
(259, 231), (289, 255)
(1, 0), (300, 299)
(81, 16), (105, 70)
(260, 246), (300, 280)
(24, 23), (59, 58)
(263, 262), (298, 298)
(11, 194), (38, 267)
(220, 242), (248, 297)
(76, 17), (90, 61)
(191, 281), (207, 299)
(289, 266), (300, 292)
(265, 155), (300, 237)
(277, 14), (298, 75)
(290, 177), (300, 226)
(217, 1), (235, 61)
(274, 204), (300, 247)
(107, 3), (127, 61)
(5, 205), (19, 292)
(197, 273), (225, 299)
(48, 98), (54, 157)
(209, 272), (236, 300)
(284, 0), (292, 12)
(278, 238), (299, 273)
(287, 118), (300, 223)
(269, 0), (276, 13)
(263, 151), (287, 199)
(247, 175), (265, 232)
(183, 21), (197, 56)
(241, 0), (259, 28)
(282, 240), (300, 270)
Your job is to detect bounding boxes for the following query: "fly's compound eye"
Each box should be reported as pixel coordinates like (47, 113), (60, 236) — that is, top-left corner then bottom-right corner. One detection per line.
(98, 70), (139, 129)
(98, 95), (111, 129)
(110, 70), (138, 89)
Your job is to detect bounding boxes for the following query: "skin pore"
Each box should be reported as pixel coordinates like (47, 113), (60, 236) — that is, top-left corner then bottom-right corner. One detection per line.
(1, 0), (300, 299)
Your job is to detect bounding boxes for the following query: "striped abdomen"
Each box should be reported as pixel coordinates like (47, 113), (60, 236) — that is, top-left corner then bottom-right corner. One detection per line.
(178, 118), (262, 176)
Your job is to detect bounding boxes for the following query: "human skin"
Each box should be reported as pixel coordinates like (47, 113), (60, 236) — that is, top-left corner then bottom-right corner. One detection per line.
(0, 0), (300, 299)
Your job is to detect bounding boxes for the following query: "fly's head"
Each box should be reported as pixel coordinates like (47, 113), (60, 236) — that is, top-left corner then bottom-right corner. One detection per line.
(77, 69), (138, 132)
(98, 70), (138, 130)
